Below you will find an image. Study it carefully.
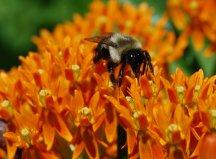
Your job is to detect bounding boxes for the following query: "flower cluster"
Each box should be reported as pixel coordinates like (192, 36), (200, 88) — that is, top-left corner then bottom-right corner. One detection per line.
(0, 0), (216, 159)
(167, 0), (216, 55)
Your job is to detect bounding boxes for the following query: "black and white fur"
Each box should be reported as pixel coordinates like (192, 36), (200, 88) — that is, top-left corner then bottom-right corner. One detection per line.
(85, 33), (154, 86)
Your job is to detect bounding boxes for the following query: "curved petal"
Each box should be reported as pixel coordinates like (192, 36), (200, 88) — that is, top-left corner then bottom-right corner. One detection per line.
(48, 111), (72, 141)
(43, 121), (55, 150)
(82, 129), (99, 159)
(72, 142), (84, 159)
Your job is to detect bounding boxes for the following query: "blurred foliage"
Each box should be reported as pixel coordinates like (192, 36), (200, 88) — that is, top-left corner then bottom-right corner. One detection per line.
(0, 0), (92, 70)
(0, 0), (215, 76)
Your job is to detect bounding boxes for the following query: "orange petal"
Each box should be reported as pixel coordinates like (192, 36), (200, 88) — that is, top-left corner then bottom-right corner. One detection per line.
(65, 68), (74, 81)
(104, 95), (131, 116)
(72, 142), (84, 159)
(48, 111), (72, 141)
(127, 129), (138, 158)
(41, 151), (60, 159)
(74, 90), (84, 109)
(83, 129), (99, 159)
(89, 91), (100, 111)
(105, 105), (117, 143)
(6, 141), (17, 159)
(167, 88), (178, 104)
(137, 114), (148, 130)
(33, 72), (42, 87)
(43, 122), (55, 150)
(140, 76), (153, 98)
(139, 139), (153, 159)
(200, 134), (216, 159)
(151, 141), (165, 159)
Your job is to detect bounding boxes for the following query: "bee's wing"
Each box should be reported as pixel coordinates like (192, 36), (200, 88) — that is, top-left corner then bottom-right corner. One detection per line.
(84, 32), (118, 48)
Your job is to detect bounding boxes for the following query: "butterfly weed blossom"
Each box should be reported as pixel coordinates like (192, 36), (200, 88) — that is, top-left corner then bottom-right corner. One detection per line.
(0, 0), (216, 159)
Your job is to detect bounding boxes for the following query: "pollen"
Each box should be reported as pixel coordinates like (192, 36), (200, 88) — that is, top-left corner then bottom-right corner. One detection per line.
(176, 86), (184, 93)
(1, 100), (10, 108)
(108, 81), (113, 87)
(81, 107), (91, 116)
(209, 109), (216, 129)
(72, 64), (80, 80)
(37, 69), (44, 75)
(193, 85), (201, 100)
(195, 85), (201, 91)
(126, 96), (135, 110)
(21, 128), (30, 136)
(39, 89), (49, 97)
(176, 86), (185, 104)
(166, 123), (182, 144)
(71, 64), (80, 71)
(69, 144), (75, 152)
(132, 111), (142, 129)
(149, 80), (157, 96)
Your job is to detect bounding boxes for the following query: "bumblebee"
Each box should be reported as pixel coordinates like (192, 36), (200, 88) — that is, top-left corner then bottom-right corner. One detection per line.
(85, 33), (154, 86)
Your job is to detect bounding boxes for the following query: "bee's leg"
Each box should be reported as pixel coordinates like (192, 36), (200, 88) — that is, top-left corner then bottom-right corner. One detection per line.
(107, 61), (117, 85)
(148, 62), (154, 75)
(143, 50), (154, 75)
(118, 61), (126, 87)
(142, 61), (147, 75)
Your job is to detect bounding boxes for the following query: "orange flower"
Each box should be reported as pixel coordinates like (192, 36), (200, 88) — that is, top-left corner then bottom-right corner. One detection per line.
(167, 0), (216, 54)
(105, 74), (165, 159)
(69, 90), (105, 159)
(1, 0), (216, 158)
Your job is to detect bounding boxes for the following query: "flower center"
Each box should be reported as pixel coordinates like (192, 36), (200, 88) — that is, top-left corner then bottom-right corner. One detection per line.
(166, 123), (182, 144)
(21, 128), (30, 136)
(209, 109), (216, 129)
(39, 89), (50, 106)
(72, 64), (80, 81)
(176, 86), (185, 104)
(38, 69), (44, 75)
(78, 107), (93, 126)
(1, 100), (10, 108)
(149, 80), (157, 96)
(126, 96), (135, 111)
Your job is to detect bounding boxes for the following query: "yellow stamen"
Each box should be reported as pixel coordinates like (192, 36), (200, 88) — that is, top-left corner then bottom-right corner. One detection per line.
(149, 80), (157, 96)
(126, 96), (135, 111)
(21, 128), (30, 136)
(1, 100), (10, 108)
(78, 107), (93, 124)
(166, 123), (181, 143)
(193, 85), (201, 100)
(176, 86), (185, 104)
(39, 89), (50, 106)
(209, 109), (216, 129)
(72, 64), (80, 81)
(39, 89), (49, 97)
(38, 69), (44, 75)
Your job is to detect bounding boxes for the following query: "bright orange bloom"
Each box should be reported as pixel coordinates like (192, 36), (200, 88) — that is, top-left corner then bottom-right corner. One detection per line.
(105, 71), (165, 159)
(0, 0), (216, 159)
(167, 0), (216, 54)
